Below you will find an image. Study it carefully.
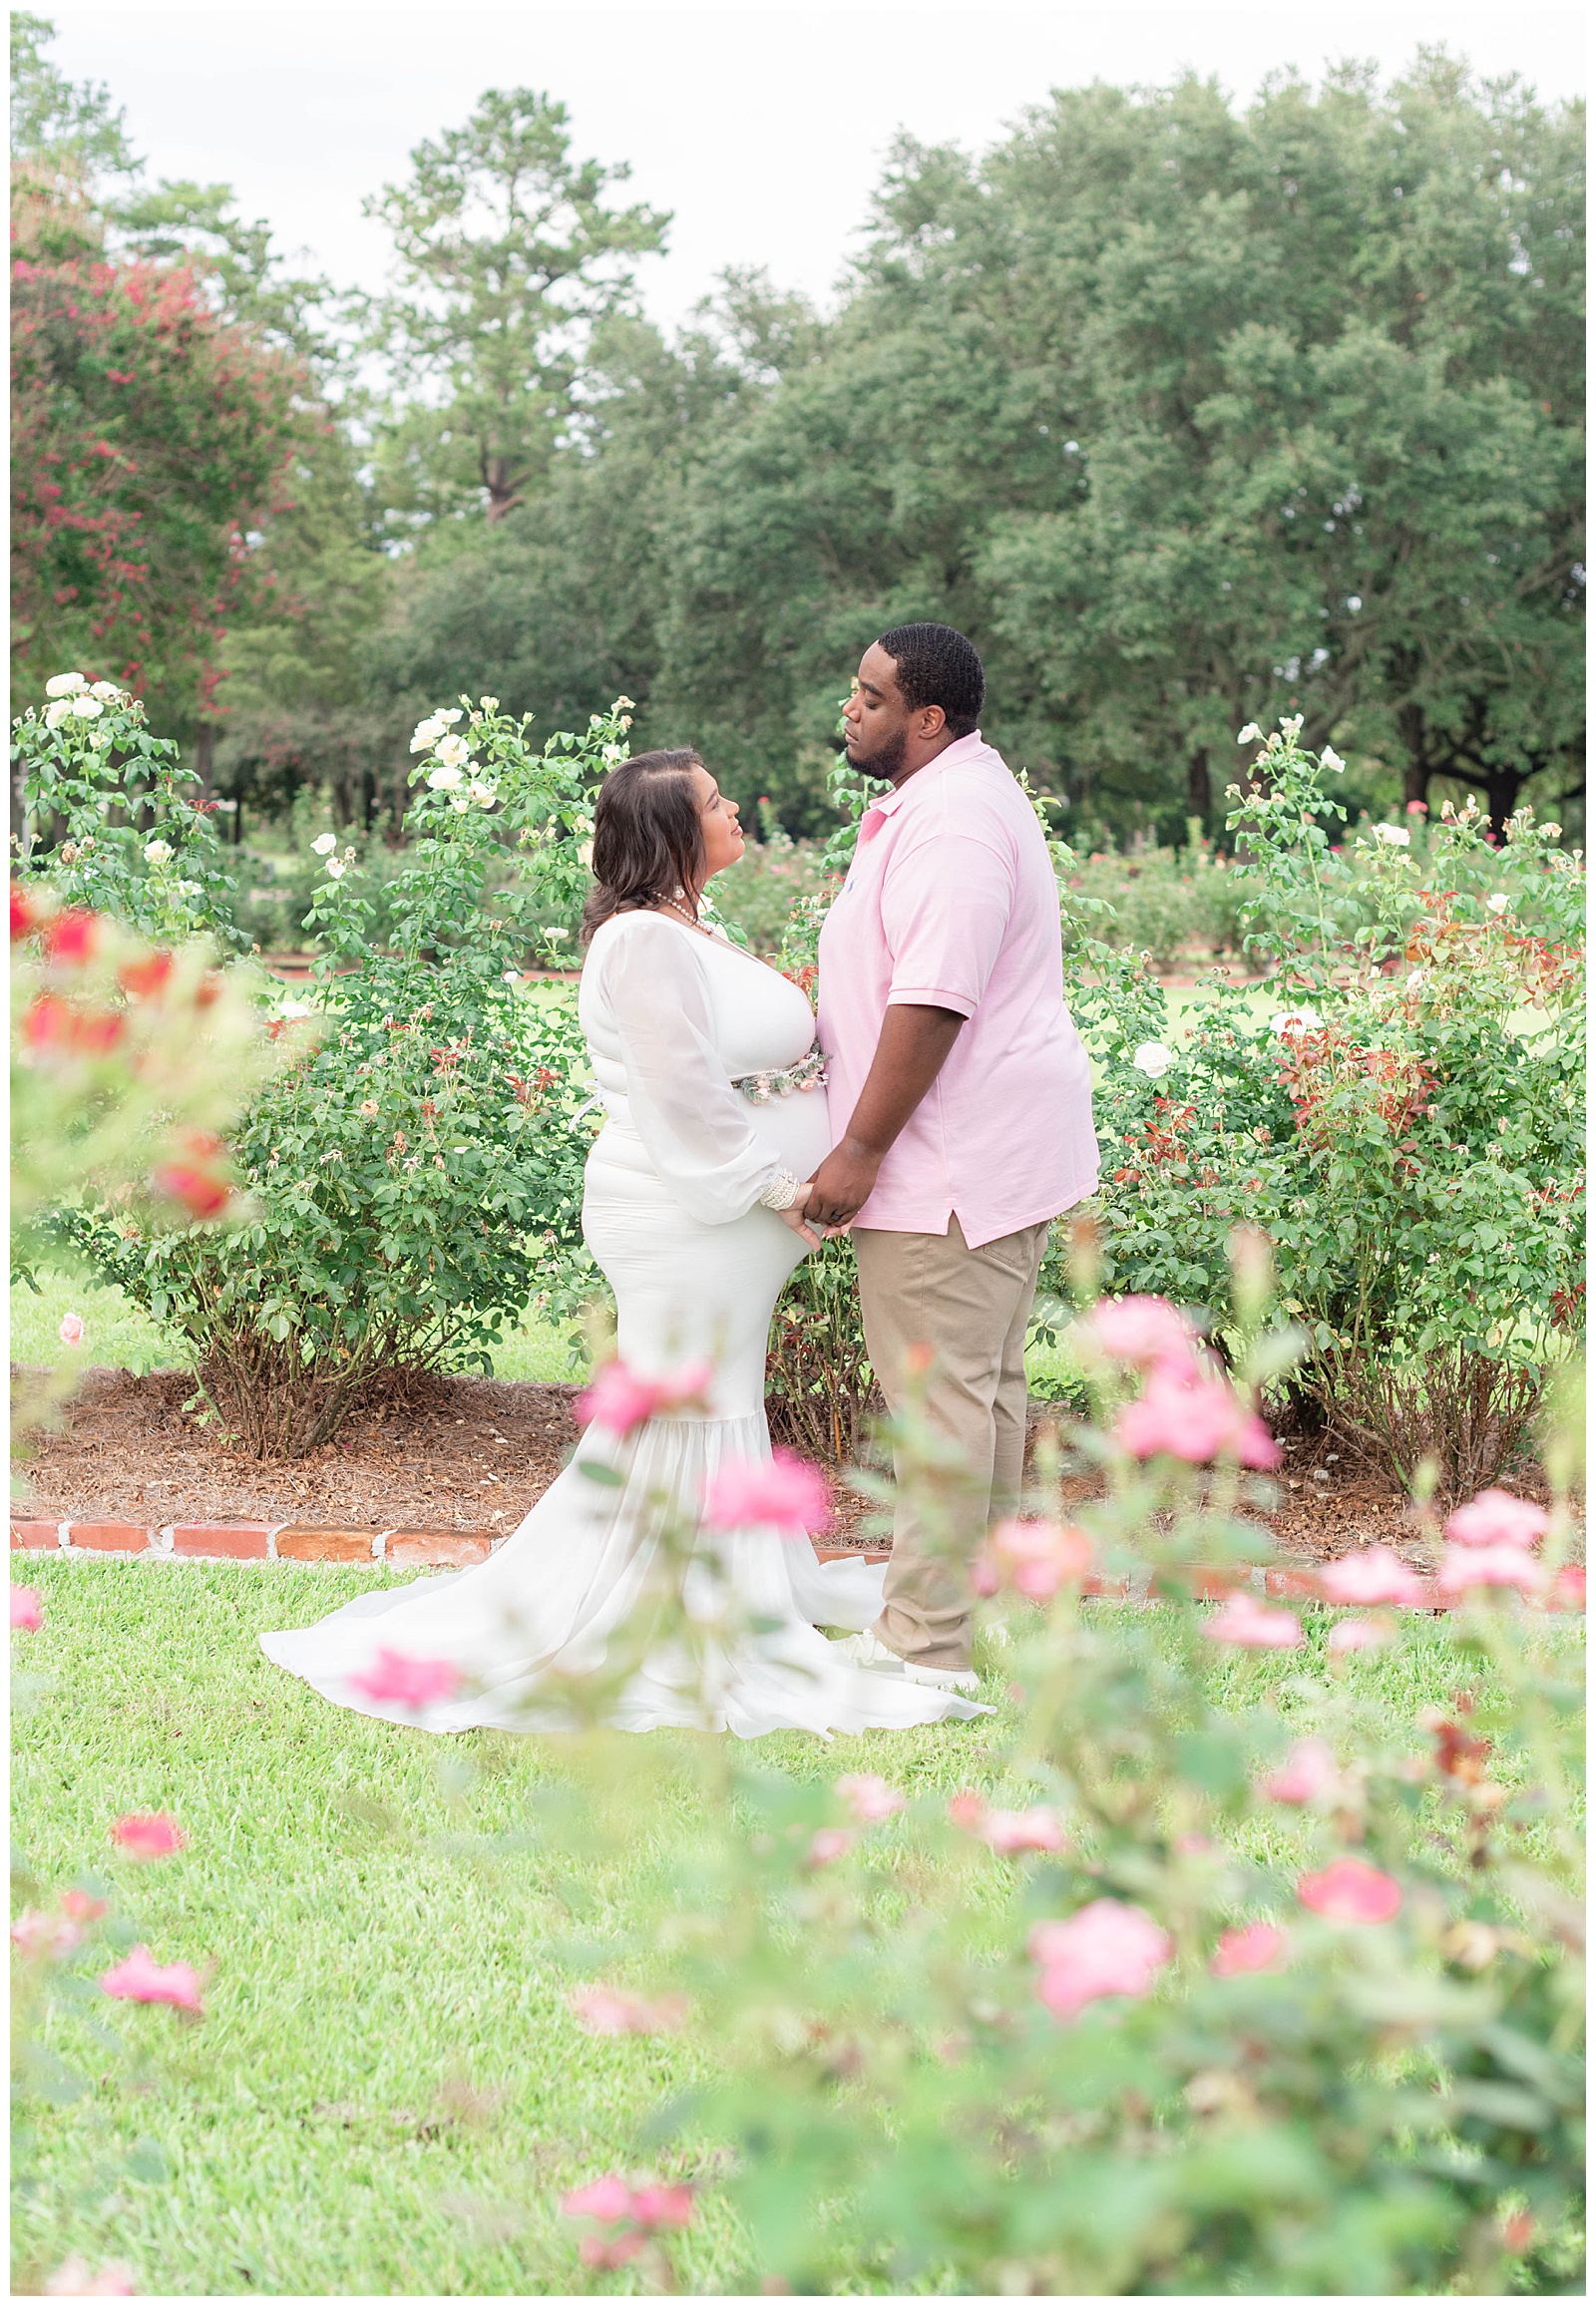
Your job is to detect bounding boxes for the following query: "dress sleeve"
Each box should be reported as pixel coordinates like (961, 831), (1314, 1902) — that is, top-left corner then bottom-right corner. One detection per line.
(598, 916), (789, 1225)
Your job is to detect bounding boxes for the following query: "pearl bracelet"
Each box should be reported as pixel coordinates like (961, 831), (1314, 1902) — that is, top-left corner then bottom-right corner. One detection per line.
(757, 1168), (804, 1212)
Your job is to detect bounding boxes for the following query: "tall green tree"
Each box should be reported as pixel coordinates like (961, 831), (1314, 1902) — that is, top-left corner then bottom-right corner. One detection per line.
(362, 88), (669, 530)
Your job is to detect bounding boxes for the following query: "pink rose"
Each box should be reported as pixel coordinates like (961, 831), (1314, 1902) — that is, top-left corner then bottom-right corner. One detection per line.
(98, 1943), (204, 2013)
(1328, 1617), (1389, 1655)
(1201, 1592), (1303, 1650)
(563, 2175), (635, 2225)
(58, 1312), (85, 1346)
(1443, 1488), (1549, 1550)
(1297, 1857), (1402, 1924)
(562, 2174), (695, 2248)
(42, 2257), (136, 2296)
(1029, 1898), (1172, 2020)
(806, 1826), (855, 1868)
(1436, 1542), (1544, 1600)
(947, 1791), (989, 1832)
(110, 1811), (186, 1860)
(61, 1889), (108, 1922)
(627, 2184), (695, 2229)
(702, 1448), (831, 1536)
(570, 1984), (687, 2036)
(976, 1518), (1093, 1603)
(835, 1772), (905, 1824)
(1083, 1296), (1199, 1372)
(10, 1585), (44, 1632)
(1116, 1369), (1280, 1470)
(576, 1357), (712, 1437)
(1210, 1921), (1288, 1977)
(11, 1908), (83, 1960)
(346, 1648), (462, 1711)
(981, 1805), (1067, 1856)
(1551, 1565), (1586, 1612)
(1262, 1736), (1342, 1804)
(1320, 1545), (1428, 1607)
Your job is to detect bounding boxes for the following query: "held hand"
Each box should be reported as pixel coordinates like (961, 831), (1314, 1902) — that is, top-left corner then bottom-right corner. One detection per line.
(807, 1140), (882, 1231)
(776, 1185), (822, 1253)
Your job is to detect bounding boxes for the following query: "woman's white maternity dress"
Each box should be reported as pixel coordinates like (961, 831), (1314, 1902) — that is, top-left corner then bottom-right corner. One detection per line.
(259, 911), (983, 1737)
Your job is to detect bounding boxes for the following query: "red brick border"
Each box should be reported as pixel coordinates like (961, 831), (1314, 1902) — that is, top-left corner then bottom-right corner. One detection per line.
(9, 1518), (1583, 1613)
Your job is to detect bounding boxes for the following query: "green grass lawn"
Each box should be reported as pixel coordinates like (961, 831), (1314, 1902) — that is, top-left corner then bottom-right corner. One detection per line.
(11, 1558), (1581, 2296)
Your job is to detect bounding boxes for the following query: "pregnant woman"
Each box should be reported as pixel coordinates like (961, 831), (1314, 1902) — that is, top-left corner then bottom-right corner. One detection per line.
(260, 750), (983, 1737)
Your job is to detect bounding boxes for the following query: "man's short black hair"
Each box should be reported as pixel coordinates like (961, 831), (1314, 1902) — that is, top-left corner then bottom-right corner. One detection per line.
(875, 621), (986, 737)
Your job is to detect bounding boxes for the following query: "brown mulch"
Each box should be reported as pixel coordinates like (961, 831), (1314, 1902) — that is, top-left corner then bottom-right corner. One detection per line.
(16, 1366), (1554, 1567)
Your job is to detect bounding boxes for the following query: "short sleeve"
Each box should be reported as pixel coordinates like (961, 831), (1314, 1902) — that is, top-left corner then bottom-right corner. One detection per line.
(598, 917), (788, 1225)
(880, 829), (1014, 1017)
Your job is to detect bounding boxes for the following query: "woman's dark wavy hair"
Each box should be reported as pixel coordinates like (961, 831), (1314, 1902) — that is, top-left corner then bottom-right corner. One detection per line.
(580, 748), (706, 944)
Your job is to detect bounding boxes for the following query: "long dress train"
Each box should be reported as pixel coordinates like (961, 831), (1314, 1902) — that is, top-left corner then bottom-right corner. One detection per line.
(259, 911), (985, 1737)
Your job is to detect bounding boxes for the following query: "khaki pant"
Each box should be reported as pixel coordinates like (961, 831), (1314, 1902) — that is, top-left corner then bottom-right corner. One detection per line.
(853, 1214), (1049, 1673)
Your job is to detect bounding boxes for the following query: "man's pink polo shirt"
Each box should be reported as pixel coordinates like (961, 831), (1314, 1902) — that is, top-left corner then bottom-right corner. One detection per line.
(816, 731), (1098, 1249)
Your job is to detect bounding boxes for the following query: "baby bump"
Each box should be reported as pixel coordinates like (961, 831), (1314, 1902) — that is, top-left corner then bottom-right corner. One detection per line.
(744, 1080), (833, 1181)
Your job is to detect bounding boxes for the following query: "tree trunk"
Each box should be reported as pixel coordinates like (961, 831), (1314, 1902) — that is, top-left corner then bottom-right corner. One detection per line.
(196, 723), (214, 795)
(1186, 746), (1212, 828)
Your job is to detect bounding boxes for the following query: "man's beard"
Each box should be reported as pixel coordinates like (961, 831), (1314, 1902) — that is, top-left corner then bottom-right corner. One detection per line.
(848, 725), (908, 781)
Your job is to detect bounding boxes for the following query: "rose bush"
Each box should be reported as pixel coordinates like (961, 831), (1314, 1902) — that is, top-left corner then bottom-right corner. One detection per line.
(38, 694), (623, 1454)
(1077, 721), (1584, 1494)
(468, 1289), (1584, 2296)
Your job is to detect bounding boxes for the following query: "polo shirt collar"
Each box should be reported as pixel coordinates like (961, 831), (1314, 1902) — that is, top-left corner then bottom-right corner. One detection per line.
(859, 730), (987, 832)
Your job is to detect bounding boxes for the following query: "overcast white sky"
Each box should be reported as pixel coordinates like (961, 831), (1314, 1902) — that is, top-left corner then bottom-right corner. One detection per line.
(44, 0), (1589, 331)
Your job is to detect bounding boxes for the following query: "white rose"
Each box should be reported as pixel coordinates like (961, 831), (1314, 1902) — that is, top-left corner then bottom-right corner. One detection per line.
(44, 699), (74, 729)
(1280, 714), (1304, 739)
(468, 778), (498, 807)
(577, 839), (594, 868)
(311, 832), (338, 856)
(1320, 746), (1346, 773)
(175, 880), (200, 898)
(1271, 1005), (1323, 1036)
(1131, 1040), (1174, 1078)
(410, 716), (446, 752)
(326, 859), (347, 881)
(601, 743), (626, 765)
(143, 838), (174, 864)
(427, 763), (465, 792)
(70, 693), (103, 719)
(1486, 893), (1511, 914)
(449, 793), (471, 812)
(480, 695), (500, 710)
(277, 997), (311, 1019)
(545, 926), (570, 944)
(436, 708), (463, 725)
(45, 672), (87, 697)
(1373, 823), (1410, 847)
(1406, 968), (1426, 990)
(1235, 723), (1262, 745)
(89, 681), (123, 700)
(433, 734), (471, 770)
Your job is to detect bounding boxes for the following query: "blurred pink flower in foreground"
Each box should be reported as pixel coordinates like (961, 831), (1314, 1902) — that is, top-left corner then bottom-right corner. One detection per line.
(702, 1449), (830, 1536)
(1263, 1736), (1342, 1805)
(570, 1983), (687, 2036)
(835, 1772), (905, 1824)
(58, 1312), (85, 1346)
(806, 1826), (855, 1867)
(99, 1944), (204, 2014)
(563, 2175), (695, 2265)
(1328, 1616), (1389, 1655)
(1443, 1488), (1548, 1550)
(1211, 1921), (1288, 1977)
(1298, 1857), (1402, 1924)
(1116, 1369), (1280, 1470)
(1029, 1898), (1172, 2020)
(1202, 1592), (1303, 1650)
(1080, 1296), (1198, 1372)
(43, 2257), (136, 2296)
(110, 1812), (186, 1860)
(1551, 1565), (1586, 1611)
(974, 1518), (1092, 1602)
(11, 1908), (83, 1959)
(1320, 1545), (1428, 1607)
(576, 1356), (712, 1436)
(347, 1649), (462, 1711)
(62, 1889), (108, 1922)
(10, 1585), (44, 1631)
(1436, 1543), (1543, 1600)
(982, 1805), (1068, 1856)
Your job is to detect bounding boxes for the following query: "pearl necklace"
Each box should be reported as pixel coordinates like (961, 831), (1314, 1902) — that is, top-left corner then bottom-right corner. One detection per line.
(657, 894), (710, 936)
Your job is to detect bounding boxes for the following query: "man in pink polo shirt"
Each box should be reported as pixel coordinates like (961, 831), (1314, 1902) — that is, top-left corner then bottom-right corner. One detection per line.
(808, 623), (1098, 1693)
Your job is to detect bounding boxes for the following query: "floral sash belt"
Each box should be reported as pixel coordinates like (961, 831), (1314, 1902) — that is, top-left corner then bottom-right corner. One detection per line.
(731, 1044), (828, 1104)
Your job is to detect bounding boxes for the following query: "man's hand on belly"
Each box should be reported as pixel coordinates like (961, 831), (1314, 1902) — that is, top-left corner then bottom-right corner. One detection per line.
(808, 1003), (965, 1227)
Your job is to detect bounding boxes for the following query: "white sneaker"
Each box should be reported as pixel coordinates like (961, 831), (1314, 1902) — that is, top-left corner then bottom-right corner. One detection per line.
(837, 1629), (980, 1695)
